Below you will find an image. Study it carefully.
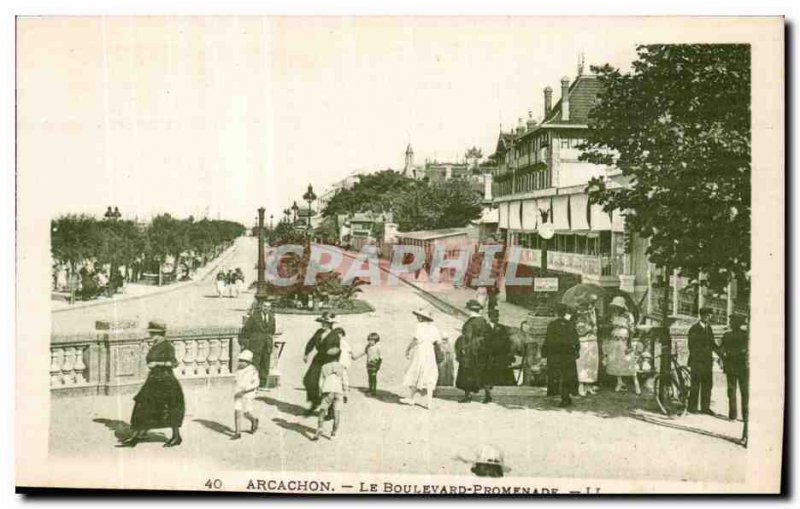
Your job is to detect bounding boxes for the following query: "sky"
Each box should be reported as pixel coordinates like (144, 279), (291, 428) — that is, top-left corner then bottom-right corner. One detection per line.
(17, 16), (678, 226)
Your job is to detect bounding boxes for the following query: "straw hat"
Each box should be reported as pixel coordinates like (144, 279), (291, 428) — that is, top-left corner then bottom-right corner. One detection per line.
(237, 350), (254, 363)
(610, 296), (628, 310)
(471, 445), (504, 478)
(315, 312), (336, 324)
(147, 320), (167, 334)
(465, 299), (483, 312)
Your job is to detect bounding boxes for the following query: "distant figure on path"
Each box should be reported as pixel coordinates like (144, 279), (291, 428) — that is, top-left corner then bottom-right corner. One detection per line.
(215, 271), (226, 297)
(455, 299), (491, 403)
(238, 299), (276, 389)
(401, 308), (441, 409)
(542, 304), (580, 407)
(120, 320), (185, 448)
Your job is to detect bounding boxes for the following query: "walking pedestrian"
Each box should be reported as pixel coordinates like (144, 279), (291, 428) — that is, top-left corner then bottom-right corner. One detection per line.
(721, 315), (749, 422)
(401, 308), (441, 409)
(238, 299), (276, 390)
(312, 353), (345, 441)
(602, 296), (640, 394)
(119, 320), (185, 448)
(215, 270), (226, 297)
(482, 315), (516, 402)
(574, 296), (600, 396)
(335, 327), (356, 401)
(541, 304), (580, 407)
(354, 333), (382, 395)
(235, 268), (245, 296)
(688, 307), (722, 415)
(455, 299), (490, 403)
(303, 313), (341, 413)
(230, 350), (260, 440)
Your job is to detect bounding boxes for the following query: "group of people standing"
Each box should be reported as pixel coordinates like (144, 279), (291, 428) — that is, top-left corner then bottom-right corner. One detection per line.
(215, 268), (245, 298)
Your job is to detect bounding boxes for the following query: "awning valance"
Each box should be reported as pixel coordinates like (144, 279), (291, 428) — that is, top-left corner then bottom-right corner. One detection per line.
(521, 199), (538, 231)
(570, 194), (590, 231)
(508, 200), (522, 230)
(499, 201), (510, 229)
(590, 203), (612, 230)
(552, 195), (570, 230)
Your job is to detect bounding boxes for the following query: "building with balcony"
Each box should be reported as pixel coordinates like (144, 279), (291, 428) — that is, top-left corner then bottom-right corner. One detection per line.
(490, 71), (648, 314)
(490, 70), (748, 325)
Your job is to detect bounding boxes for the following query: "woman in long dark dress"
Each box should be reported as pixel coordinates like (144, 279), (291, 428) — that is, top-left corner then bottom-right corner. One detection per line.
(302, 313), (341, 414)
(456, 300), (491, 403)
(120, 320), (185, 448)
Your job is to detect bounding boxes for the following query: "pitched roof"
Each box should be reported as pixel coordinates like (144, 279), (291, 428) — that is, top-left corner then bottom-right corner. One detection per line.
(541, 74), (603, 126)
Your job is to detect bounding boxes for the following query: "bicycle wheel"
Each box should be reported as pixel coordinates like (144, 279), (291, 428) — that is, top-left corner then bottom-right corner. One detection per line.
(654, 374), (684, 416)
(674, 366), (692, 416)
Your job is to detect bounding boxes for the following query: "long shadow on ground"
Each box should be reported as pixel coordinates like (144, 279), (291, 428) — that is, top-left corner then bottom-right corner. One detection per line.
(272, 417), (316, 441)
(93, 418), (167, 443)
(193, 418), (236, 437)
(256, 395), (309, 417)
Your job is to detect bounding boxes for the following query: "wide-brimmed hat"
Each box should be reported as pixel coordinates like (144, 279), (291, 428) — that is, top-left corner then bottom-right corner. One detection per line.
(412, 308), (434, 321)
(610, 296), (628, 310)
(237, 350), (254, 362)
(316, 312), (336, 324)
(471, 445), (504, 478)
(147, 320), (167, 333)
(465, 299), (483, 312)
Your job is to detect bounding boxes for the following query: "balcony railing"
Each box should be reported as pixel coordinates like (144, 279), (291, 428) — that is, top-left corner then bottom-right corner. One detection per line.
(492, 168), (551, 198)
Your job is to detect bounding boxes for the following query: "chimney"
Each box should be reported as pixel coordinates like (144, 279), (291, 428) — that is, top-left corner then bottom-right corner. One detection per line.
(516, 117), (525, 135)
(560, 76), (570, 122)
(526, 110), (537, 130)
(544, 86), (552, 118)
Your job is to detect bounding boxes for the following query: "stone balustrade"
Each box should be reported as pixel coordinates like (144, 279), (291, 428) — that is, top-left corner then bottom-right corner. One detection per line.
(51, 322), (285, 395)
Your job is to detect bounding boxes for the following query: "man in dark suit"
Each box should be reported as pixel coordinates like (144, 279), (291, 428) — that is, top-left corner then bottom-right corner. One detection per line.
(239, 299), (276, 389)
(687, 307), (722, 415)
(542, 304), (580, 407)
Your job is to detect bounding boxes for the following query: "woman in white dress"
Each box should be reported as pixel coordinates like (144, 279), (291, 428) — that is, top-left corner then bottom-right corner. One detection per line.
(574, 296), (600, 396)
(401, 308), (441, 409)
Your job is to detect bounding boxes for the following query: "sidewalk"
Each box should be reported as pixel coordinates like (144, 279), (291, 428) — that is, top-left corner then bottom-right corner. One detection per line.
(52, 239), (243, 313)
(340, 247), (532, 327)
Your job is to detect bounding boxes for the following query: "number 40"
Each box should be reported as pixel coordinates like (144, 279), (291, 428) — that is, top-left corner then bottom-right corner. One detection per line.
(205, 479), (223, 489)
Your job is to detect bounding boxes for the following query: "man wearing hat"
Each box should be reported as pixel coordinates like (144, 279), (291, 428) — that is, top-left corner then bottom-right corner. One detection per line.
(721, 314), (749, 422)
(238, 298), (277, 390)
(541, 304), (580, 407)
(231, 350), (260, 440)
(687, 307), (722, 415)
(455, 299), (491, 403)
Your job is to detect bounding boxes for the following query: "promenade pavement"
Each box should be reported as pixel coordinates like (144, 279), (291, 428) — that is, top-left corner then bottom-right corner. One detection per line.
(50, 239), (745, 482)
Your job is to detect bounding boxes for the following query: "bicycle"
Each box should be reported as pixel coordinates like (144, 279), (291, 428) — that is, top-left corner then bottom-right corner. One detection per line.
(651, 327), (691, 416)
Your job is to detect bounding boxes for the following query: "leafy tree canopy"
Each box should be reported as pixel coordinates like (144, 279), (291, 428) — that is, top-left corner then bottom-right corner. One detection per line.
(581, 44), (750, 291)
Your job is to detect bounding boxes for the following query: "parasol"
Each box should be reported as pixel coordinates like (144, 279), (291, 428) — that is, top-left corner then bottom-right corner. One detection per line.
(561, 283), (606, 309)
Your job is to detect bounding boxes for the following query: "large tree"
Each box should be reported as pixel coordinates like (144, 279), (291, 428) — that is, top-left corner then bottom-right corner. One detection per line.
(322, 170), (415, 218)
(393, 178), (483, 232)
(581, 44), (750, 293)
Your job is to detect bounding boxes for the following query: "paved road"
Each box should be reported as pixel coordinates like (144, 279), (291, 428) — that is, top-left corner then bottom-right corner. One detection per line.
(49, 238), (746, 483)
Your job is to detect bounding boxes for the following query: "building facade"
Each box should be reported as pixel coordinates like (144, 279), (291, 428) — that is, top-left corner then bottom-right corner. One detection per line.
(490, 71), (748, 325)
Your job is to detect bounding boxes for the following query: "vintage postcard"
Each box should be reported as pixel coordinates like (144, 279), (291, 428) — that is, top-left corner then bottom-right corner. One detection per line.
(16, 16), (784, 494)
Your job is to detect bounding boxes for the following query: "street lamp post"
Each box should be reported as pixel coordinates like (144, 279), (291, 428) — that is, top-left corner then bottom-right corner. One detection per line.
(255, 207), (269, 301)
(302, 184), (317, 238)
(291, 201), (299, 224)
